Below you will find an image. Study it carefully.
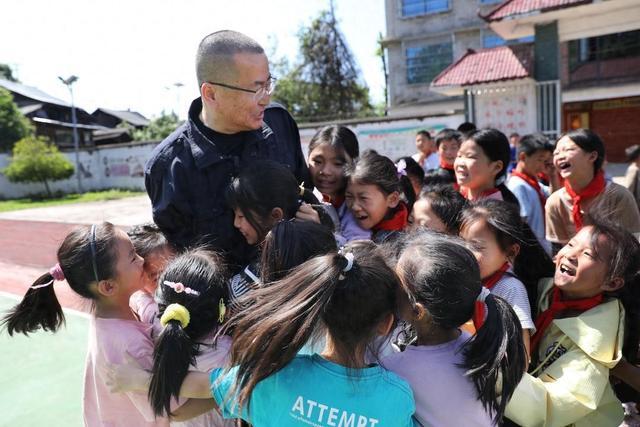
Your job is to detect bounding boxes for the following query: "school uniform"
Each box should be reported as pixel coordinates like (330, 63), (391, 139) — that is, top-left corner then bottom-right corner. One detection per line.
(505, 279), (625, 427)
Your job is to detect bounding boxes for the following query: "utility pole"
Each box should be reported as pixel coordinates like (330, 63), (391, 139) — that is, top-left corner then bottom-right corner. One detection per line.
(58, 75), (82, 192)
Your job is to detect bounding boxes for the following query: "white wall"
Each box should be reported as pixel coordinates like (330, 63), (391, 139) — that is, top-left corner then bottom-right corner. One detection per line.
(0, 141), (156, 199)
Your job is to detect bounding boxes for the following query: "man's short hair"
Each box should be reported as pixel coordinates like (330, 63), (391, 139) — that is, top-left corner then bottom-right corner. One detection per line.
(509, 132), (520, 139)
(196, 30), (265, 86)
(416, 130), (431, 139)
(434, 128), (462, 148)
(517, 133), (553, 157)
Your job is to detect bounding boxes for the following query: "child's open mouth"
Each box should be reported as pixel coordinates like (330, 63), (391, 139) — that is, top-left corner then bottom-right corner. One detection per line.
(559, 263), (576, 276)
(558, 161), (571, 171)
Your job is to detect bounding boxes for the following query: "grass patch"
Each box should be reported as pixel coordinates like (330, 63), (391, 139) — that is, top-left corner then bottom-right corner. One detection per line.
(0, 189), (145, 212)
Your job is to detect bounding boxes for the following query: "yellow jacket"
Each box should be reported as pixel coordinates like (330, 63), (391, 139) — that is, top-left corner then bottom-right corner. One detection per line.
(505, 279), (624, 427)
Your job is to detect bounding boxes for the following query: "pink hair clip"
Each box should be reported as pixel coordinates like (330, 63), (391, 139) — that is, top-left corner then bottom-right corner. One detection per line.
(396, 160), (407, 178)
(163, 280), (200, 296)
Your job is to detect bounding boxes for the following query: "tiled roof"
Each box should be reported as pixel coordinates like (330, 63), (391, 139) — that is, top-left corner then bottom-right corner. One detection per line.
(432, 44), (533, 87)
(0, 78), (71, 107)
(484, 0), (592, 22)
(93, 108), (150, 127)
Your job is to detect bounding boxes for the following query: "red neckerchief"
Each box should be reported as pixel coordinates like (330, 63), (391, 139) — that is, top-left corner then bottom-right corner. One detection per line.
(372, 203), (408, 232)
(472, 262), (510, 329)
(530, 286), (604, 353)
(563, 170), (606, 230)
(440, 158), (455, 171)
(511, 170), (546, 214)
(322, 193), (345, 210)
(459, 186), (500, 201)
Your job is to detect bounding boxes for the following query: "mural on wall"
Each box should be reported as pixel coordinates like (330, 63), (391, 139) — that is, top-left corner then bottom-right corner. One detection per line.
(103, 155), (145, 178)
(300, 115), (465, 159)
(474, 85), (536, 136)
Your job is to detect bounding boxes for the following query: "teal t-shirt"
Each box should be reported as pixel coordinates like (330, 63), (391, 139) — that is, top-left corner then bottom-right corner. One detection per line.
(211, 354), (416, 426)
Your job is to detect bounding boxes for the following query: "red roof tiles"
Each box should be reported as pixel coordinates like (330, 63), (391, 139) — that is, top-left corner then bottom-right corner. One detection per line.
(432, 44), (533, 87)
(484, 0), (592, 22)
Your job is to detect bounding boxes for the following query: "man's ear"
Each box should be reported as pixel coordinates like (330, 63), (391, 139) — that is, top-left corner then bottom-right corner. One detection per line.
(602, 276), (624, 293)
(200, 83), (216, 103)
(271, 207), (284, 221)
(387, 191), (400, 209)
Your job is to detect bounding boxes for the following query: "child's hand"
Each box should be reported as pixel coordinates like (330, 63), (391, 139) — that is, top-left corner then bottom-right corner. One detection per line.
(295, 203), (321, 224)
(102, 352), (151, 393)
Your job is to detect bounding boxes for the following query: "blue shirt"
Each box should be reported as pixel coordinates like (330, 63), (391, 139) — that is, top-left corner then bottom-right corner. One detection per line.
(507, 175), (551, 255)
(211, 354), (416, 426)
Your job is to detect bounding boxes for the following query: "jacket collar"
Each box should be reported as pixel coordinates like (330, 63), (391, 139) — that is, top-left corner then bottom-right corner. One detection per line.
(186, 98), (274, 170)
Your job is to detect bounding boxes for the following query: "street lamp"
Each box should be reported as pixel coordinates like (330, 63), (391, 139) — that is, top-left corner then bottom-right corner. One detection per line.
(58, 75), (83, 192)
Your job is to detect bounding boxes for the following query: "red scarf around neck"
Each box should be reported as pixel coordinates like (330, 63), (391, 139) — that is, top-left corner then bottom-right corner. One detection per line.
(472, 262), (510, 329)
(322, 193), (345, 210)
(460, 186), (500, 201)
(530, 286), (604, 353)
(440, 158), (455, 171)
(563, 170), (606, 231)
(372, 203), (409, 232)
(511, 170), (546, 212)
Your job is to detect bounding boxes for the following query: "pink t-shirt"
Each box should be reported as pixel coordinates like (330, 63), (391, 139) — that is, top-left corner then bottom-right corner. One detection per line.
(83, 317), (169, 426)
(383, 331), (495, 427)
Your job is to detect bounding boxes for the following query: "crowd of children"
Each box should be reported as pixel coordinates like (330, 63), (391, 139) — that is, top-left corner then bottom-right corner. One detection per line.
(3, 125), (640, 427)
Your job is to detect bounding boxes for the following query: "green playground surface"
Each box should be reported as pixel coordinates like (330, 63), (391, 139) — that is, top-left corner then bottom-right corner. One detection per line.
(0, 294), (87, 426)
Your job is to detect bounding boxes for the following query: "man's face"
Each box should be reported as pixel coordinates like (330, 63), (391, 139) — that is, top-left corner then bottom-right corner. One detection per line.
(215, 52), (271, 133)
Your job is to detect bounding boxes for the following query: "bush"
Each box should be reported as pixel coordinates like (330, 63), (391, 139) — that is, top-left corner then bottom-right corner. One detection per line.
(3, 136), (75, 198)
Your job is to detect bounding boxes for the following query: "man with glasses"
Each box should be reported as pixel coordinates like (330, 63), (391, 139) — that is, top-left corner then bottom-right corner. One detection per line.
(145, 30), (310, 269)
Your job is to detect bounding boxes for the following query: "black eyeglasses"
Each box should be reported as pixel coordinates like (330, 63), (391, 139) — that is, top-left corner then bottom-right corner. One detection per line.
(207, 76), (277, 101)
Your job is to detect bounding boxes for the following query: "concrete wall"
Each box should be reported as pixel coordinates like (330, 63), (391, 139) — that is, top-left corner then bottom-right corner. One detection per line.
(0, 141), (157, 199)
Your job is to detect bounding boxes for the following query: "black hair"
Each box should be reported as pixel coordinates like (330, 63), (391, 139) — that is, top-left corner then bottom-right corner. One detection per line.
(561, 128), (605, 172)
(127, 223), (172, 258)
(223, 240), (399, 407)
(308, 125), (359, 161)
(460, 199), (555, 314)
(517, 133), (553, 157)
(424, 168), (456, 187)
(148, 249), (228, 416)
(397, 231), (526, 424)
(227, 161), (301, 242)
(509, 133), (520, 139)
(465, 129), (520, 206)
(434, 128), (462, 148)
(457, 122), (477, 136)
(346, 150), (416, 212)
(626, 144), (640, 163)
(586, 219), (640, 365)
(416, 130), (431, 139)
(416, 185), (468, 234)
(396, 156), (425, 188)
(260, 220), (337, 283)
(2, 223), (119, 335)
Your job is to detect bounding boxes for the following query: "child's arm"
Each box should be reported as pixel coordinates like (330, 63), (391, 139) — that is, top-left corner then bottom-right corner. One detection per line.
(171, 398), (217, 421)
(505, 347), (615, 427)
(179, 371), (214, 398)
(612, 358), (640, 391)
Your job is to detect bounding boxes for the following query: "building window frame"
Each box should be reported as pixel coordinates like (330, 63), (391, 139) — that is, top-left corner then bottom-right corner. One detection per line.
(405, 40), (453, 85)
(399, 0), (451, 18)
(569, 30), (640, 72)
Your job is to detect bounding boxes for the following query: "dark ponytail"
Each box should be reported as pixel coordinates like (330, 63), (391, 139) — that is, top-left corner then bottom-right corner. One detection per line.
(397, 232), (526, 424)
(223, 240), (399, 408)
(2, 223), (119, 336)
(148, 249), (228, 416)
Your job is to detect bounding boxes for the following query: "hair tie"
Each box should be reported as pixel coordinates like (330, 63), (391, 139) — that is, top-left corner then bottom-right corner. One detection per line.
(218, 298), (226, 323)
(337, 252), (355, 281)
(396, 160), (407, 178)
(89, 225), (100, 283)
(160, 303), (190, 328)
(476, 287), (491, 302)
(31, 263), (66, 289)
(163, 280), (201, 296)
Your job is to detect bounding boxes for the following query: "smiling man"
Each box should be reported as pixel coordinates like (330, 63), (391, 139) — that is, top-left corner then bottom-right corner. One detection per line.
(145, 30), (309, 269)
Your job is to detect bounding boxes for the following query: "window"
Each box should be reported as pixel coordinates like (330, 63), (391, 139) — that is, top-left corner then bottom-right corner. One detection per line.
(402, 0), (449, 17)
(479, 0), (501, 4)
(482, 34), (506, 48)
(569, 30), (640, 70)
(406, 42), (453, 84)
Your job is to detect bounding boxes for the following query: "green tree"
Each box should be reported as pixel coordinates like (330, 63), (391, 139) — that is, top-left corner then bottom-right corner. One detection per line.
(0, 87), (32, 151)
(132, 111), (182, 141)
(273, 6), (373, 122)
(0, 63), (19, 82)
(3, 136), (74, 198)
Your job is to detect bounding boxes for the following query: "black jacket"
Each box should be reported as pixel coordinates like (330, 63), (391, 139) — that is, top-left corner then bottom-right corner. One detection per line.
(144, 98), (310, 269)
